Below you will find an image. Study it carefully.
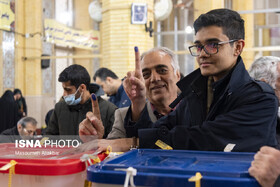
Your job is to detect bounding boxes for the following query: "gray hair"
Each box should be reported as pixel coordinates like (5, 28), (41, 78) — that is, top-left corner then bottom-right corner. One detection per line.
(17, 117), (37, 128)
(248, 56), (280, 89)
(140, 47), (180, 75)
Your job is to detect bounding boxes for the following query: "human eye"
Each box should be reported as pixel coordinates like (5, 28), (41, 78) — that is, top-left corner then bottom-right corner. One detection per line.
(205, 43), (219, 53)
(157, 68), (168, 75)
(192, 45), (203, 52)
(206, 43), (218, 48)
(142, 71), (151, 79)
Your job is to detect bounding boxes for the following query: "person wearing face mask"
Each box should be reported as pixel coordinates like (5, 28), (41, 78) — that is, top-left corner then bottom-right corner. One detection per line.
(45, 64), (117, 138)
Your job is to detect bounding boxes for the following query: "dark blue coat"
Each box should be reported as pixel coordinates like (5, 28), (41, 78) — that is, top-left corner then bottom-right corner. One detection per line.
(109, 84), (131, 108)
(126, 57), (278, 152)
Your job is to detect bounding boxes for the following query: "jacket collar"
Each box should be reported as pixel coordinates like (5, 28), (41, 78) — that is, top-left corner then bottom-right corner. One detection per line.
(226, 56), (252, 93)
(177, 56), (251, 95)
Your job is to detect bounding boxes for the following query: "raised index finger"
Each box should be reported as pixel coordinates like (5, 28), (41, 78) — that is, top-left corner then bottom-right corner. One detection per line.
(91, 93), (101, 120)
(134, 46), (141, 76)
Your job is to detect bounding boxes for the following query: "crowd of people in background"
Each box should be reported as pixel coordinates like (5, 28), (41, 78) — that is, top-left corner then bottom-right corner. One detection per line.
(0, 8), (279, 187)
(0, 88), (27, 134)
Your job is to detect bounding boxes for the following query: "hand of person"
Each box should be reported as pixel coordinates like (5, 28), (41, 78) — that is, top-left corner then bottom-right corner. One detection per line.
(62, 138), (134, 155)
(96, 138), (134, 152)
(123, 47), (146, 121)
(79, 94), (104, 142)
(249, 146), (280, 187)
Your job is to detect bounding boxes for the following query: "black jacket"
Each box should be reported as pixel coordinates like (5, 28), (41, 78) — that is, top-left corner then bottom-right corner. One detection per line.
(126, 57), (278, 152)
(277, 117), (280, 149)
(45, 84), (117, 138)
(0, 126), (20, 143)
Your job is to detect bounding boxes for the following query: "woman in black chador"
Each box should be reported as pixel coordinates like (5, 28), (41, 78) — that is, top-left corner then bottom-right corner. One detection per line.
(13, 88), (27, 119)
(0, 90), (19, 133)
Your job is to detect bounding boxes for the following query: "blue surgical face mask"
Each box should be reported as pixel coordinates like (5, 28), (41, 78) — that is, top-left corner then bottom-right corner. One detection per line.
(63, 87), (82, 105)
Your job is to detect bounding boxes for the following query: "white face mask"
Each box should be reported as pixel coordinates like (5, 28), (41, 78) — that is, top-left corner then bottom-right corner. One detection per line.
(63, 87), (82, 105)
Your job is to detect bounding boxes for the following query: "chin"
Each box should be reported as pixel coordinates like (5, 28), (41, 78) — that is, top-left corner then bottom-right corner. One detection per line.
(200, 70), (214, 77)
(151, 94), (166, 102)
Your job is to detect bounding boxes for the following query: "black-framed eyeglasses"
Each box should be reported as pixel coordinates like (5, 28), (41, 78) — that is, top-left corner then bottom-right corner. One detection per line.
(23, 128), (37, 135)
(188, 39), (239, 57)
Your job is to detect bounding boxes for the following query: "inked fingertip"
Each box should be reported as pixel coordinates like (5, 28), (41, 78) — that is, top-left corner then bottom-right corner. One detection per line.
(134, 46), (138, 52)
(91, 94), (96, 101)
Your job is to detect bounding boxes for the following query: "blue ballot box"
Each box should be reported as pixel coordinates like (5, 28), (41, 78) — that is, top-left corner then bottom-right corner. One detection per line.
(87, 149), (260, 187)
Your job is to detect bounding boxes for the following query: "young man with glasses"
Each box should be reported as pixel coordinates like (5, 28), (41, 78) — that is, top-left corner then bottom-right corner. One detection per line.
(119, 8), (278, 152)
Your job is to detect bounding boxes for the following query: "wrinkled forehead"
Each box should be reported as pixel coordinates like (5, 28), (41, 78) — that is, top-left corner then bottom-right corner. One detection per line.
(24, 123), (36, 129)
(141, 51), (173, 70)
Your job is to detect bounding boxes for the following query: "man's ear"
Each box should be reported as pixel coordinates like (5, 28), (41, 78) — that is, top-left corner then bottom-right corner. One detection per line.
(260, 78), (267, 83)
(17, 124), (22, 131)
(80, 84), (87, 91)
(106, 77), (114, 84)
(176, 71), (181, 81)
(234, 39), (245, 56)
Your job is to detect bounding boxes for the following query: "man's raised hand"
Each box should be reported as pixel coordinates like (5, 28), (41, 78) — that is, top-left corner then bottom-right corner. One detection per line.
(79, 94), (104, 142)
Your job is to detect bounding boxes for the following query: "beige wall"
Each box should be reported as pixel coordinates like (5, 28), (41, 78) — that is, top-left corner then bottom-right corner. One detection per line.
(73, 0), (95, 78)
(101, 0), (154, 78)
(14, 0), (45, 127)
(233, 0), (254, 69)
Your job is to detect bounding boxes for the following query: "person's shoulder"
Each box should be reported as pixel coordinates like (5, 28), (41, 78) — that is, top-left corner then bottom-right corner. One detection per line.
(249, 79), (275, 94)
(0, 126), (16, 135)
(55, 99), (66, 106)
(54, 100), (68, 112)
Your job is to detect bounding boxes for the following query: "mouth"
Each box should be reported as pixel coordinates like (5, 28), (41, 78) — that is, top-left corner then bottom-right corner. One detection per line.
(150, 84), (166, 91)
(200, 62), (212, 68)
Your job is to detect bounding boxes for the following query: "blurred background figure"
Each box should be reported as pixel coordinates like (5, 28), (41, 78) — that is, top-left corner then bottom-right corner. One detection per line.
(0, 90), (20, 134)
(13, 88), (27, 118)
(94, 67), (131, 108)
(248, 56), (280, 147)
(41, 109), (54, 135)
(0, 116), (37, 143)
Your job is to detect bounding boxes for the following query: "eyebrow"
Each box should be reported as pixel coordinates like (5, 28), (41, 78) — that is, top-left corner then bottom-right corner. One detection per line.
(142, 64), (169, 72)
(63, 87), (72, 91)
(194, 38), (221, 44)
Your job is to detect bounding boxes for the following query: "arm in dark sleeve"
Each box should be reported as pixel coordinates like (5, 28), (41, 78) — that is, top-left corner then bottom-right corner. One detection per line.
(139, 92), (278, 152)
(22, 97), (27, 115)
(13, 103), (20, 126)
(124, 103), (153, 138)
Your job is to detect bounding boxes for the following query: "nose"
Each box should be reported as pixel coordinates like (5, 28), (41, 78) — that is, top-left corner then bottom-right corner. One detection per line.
(62, 90), (68, 97)
(150, 70), (160, 82)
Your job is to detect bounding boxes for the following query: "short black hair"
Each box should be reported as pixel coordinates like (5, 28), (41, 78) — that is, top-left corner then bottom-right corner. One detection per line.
(93, 67), (118, 81)
(58, 64), (90, 90)
(194, 9), (244, 40)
